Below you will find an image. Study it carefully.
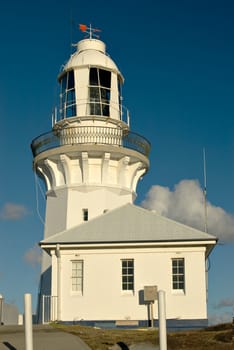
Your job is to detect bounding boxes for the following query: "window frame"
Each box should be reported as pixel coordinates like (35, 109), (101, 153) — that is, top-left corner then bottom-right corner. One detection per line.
(60, 70), (76, 118)
(71, 260), (84, 294)
(89, 68), (111, 116)
(121, 259), (134, 292)
(82, 208), (88, 221)
(172, 258), (185, 292)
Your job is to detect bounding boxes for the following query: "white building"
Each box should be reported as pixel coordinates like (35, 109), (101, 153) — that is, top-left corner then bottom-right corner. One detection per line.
(31, 27), (217, 329)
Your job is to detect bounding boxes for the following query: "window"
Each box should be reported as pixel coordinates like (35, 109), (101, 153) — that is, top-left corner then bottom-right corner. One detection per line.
(83, 208), (88, 221)
(89, 68), (111, 116)
(72, 260), (83, 292)
(122, 259), (134, 291)
(172, 258), (185, 290)
(118, 76), (123, 116)
(60, 70), (76, 118)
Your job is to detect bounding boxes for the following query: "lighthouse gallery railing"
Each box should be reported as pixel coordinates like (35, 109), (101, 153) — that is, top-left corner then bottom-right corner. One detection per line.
(31, 126), (151, 157)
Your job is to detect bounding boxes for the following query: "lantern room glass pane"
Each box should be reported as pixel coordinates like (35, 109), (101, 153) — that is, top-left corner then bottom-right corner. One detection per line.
(67, 71), (75, 89)
(59, 70), (76, 118)
(90, 87), (101, 115)
(89, 68), (111, 116)
(99, 69), (111, 88)
(118, 76), (123, 119)
(90, 68), (99, 85)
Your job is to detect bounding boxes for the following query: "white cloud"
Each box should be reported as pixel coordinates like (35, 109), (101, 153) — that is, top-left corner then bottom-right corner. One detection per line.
(0, 202), (28, 220)
(214, 298), (234, 309)
(141, 179), (234, 241)
(209, 298), (234, 324)
(208, 312), (233, 325)
(24, 245), (41, 267)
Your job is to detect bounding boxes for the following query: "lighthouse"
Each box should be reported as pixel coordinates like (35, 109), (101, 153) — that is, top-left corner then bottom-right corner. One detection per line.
(31, 26), (216, 328)
(31, 26), (150, 317)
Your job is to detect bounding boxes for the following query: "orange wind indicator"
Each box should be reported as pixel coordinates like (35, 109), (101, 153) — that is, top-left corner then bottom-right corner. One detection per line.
(79, 24), (87, 32)
(79, 23), (101, 39)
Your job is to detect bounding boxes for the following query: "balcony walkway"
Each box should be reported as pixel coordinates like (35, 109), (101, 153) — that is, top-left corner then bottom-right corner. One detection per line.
(31, 126), (150, 158)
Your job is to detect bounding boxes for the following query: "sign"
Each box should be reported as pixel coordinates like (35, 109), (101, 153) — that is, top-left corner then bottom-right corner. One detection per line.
(144, 285), (158, 302)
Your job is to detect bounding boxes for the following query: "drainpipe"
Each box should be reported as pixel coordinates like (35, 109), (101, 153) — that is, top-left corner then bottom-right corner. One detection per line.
(55, 244), (61, 321)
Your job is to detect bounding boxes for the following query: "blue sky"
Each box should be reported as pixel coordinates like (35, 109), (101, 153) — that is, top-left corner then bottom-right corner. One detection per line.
(0, 0), (234, 324)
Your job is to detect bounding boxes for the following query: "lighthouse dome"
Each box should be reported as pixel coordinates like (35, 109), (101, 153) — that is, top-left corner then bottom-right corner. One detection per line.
(62, 39), (121, 76)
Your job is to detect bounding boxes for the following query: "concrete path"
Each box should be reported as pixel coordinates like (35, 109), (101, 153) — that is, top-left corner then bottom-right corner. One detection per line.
(0, 325), (91, 350)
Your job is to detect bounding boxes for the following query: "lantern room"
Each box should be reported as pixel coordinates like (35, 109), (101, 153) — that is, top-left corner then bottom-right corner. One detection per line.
(55, 38), (127, 127)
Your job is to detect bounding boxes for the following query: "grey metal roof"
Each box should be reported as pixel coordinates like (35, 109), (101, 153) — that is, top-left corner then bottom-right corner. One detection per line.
(40, 204), (217, 245)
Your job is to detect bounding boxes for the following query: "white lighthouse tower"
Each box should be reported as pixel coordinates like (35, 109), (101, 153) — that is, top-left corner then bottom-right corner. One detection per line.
(31, 27), (150, 305)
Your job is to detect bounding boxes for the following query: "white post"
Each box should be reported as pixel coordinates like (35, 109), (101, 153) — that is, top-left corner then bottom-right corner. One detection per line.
(24, 293), (33, 350)
(0, 294), (3, 325)
(150, 302), (154, 328)
(42, 295), (45, 325)
(56, 244), (61, 321)
(158, 290), (167, 350)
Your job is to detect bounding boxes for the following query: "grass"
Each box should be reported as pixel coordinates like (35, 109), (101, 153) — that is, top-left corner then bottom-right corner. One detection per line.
(52, 322), (234, 349)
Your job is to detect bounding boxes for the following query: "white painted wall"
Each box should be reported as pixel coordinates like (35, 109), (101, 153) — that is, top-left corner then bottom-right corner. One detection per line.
(51, 246), (207, 322)
(40, 147), (148, 237)
(44, 186), (134, 236)
(44, 189), (68, 237)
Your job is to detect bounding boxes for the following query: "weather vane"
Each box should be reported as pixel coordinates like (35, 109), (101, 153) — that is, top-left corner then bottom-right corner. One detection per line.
(79, 23), (101, 39)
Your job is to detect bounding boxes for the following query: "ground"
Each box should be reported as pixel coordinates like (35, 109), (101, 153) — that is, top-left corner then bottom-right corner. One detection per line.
(53, 322), (234, 350)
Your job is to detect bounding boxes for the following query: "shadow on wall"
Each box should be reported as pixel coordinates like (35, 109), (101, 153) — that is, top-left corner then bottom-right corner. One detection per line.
(36, 266), (52, 323)
(2, 304), (19, 325)
(138, 289), (153, 327)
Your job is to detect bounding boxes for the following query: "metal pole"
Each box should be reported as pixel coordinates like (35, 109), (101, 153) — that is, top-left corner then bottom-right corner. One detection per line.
(0, 294), (3, 325)
(42, 295), (45, 325)
(150, 302), (154, 328)
(203, 147), (208, 233)
(158, 290), (167, 350)
(24, 293), (33, 350)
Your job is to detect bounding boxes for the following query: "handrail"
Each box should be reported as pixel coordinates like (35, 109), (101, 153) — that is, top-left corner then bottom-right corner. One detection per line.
(56, 100), (130, 126)
(31, 126), (150, 158)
